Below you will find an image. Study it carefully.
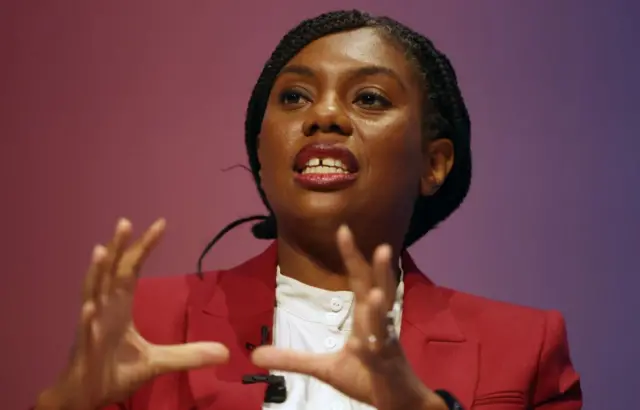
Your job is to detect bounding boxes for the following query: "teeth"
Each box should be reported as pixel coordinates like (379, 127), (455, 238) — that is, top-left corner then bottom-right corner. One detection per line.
(301, 166), (349, 174)
(303, 157), (348, 173)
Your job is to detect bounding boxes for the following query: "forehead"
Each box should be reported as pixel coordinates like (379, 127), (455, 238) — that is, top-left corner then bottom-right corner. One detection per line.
(286, 27), (415, 79)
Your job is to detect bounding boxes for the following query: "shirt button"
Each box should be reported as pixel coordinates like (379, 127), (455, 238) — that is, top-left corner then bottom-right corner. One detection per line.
(330, 297), (343, 312)
(324, 337), (337, 349)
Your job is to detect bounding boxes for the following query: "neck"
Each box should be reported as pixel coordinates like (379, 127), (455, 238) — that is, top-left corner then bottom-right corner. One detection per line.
(276, 230), (404, 307)
(277, 239), (351, 291)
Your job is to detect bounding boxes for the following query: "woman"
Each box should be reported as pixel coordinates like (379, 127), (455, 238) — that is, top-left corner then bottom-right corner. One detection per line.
(34, 10), (581, 410)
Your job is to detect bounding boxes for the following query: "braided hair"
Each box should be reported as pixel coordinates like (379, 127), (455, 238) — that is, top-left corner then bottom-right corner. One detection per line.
(197, 10), (471, 272)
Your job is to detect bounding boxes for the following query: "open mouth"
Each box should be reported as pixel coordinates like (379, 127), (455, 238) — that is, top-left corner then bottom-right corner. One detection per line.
(293, 143), (359, 190)
(300, 157), (352, 174)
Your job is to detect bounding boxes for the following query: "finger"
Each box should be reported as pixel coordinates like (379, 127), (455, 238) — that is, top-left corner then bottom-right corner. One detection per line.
(76, 300), (98, 358)
(82, 245), (108, 303)
(371, 244), (394, 295)
(365, 288), (388, 354)
(102, 219), (133, 295)
(251, 346), (333, 381)
(350, 289), (386, 360)
(336, 225), (372, 301)
(78, 245), (106, 359)
(350, 294), (373, 349)
(115, 218), (166, 287)
(148, 342), (229, 375)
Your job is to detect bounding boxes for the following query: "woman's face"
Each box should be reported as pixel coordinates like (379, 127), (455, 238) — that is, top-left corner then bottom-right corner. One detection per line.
(258, 27), (452, 242)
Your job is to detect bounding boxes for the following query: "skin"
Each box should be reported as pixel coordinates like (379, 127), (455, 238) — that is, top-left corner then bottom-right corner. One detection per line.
(35, 220), (230, 410)
(258, 27), (453, 296)
(36, 27), (454, 410)
(253, 27), (454, 410)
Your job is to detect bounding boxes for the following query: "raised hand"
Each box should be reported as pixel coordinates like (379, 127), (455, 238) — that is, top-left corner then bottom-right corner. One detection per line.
(36, 219), (229, 410)
(251, 225), (446, 410)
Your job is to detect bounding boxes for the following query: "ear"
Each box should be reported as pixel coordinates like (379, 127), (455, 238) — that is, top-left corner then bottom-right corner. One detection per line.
(420, 138), (454, 196)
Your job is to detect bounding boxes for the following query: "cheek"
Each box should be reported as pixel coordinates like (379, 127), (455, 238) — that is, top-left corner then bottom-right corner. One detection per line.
(362, 118), (424, 180)
(256, 115), (298, 195)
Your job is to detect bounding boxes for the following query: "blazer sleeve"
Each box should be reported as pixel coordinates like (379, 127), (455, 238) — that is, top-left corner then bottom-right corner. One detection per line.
(532, 310), (582, 409)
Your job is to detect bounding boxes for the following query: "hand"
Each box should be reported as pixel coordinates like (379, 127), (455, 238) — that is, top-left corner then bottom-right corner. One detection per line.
(36, 219), (229, 410)
(251, 226), (446, 410)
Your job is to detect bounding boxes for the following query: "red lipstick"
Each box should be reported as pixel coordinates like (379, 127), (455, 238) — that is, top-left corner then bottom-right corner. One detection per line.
(293, 143), (359, 191)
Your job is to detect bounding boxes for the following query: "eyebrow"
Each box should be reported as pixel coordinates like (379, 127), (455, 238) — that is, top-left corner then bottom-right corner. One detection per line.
(278, 64), (407, 91)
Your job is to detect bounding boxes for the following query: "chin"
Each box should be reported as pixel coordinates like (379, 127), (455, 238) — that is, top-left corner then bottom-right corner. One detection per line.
(301, 190), (353, 211)
(278, 195), (354, 238)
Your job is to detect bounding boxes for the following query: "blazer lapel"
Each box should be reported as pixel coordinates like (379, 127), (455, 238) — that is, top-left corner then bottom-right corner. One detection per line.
(400, 253), (479, 409)
(185, 243), (279, 409)
(182, 244), (479, 409)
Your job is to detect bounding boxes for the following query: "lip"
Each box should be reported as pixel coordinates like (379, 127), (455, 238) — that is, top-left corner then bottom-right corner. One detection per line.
(293, 143), (360, 191)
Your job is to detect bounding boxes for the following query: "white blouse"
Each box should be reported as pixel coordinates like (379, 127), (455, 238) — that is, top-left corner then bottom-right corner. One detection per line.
(263, 266), (404, 410)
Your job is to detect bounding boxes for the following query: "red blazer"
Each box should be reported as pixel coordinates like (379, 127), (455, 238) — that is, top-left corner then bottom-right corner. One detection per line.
(105, 242), (581, 409)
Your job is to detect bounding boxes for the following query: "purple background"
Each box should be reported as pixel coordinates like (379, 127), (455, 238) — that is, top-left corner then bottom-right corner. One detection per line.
(1, 1), (638, 408)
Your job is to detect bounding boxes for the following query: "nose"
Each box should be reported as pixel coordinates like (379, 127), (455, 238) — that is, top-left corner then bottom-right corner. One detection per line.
(302, 93), (353, 137)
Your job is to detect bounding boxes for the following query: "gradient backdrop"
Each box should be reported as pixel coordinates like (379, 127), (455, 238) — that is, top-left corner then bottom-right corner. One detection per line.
(1, 1), (639, 408)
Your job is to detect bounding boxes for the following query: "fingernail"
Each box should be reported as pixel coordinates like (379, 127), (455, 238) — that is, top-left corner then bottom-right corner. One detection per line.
(152, 218), (166, 230)
(117, 218), (131, 230)
(337, 224), (350, 238)
(377, 244), (392, 259)
(92, 244), (106, 261)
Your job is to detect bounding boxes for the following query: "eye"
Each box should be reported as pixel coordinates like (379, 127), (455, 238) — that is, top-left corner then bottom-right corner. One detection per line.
(278, 89), (310, 107)
(353, 90), (392, 109)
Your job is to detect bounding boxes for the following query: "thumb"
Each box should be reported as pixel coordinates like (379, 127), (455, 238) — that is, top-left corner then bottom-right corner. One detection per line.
(148, 342), (229, 374)
(251, 346), (331, 380)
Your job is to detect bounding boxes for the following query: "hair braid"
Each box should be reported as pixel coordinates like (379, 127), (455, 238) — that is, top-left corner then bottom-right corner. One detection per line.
(198, 10), (472, 271)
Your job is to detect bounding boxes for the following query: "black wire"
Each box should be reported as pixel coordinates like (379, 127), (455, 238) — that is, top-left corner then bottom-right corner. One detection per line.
(196, 214), (268, 275)
(220, 164), (252, 173)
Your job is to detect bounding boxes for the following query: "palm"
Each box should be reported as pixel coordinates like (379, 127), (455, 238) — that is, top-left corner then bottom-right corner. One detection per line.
(82, 291), (152, 403)
(252, 226), (429, 409)
(44, 219), (228, 410)
(254, 334), (409, 406)
(321, 348), (374, 403)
